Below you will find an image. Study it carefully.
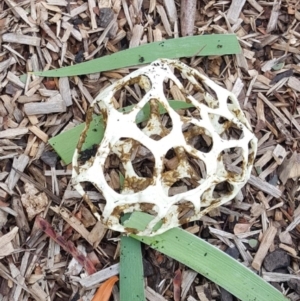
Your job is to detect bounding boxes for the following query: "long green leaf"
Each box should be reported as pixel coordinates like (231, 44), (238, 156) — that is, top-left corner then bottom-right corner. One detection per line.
(124, 212), (289, 301)
(33, 35), (240, 77)
(49, 100), (194, 164)
(120, 236), (145, 301)
(120, 214), (145, 301)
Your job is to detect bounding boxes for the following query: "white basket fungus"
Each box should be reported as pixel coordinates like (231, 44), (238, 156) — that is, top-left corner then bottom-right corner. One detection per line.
(72, 59), (257, 236)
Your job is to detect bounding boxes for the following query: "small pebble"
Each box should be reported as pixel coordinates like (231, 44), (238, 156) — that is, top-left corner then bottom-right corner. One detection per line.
(288, 279), (300, 295)
(143, 258), (154, 277)
(201, 227), (210, 239)
(268, 174), (278, 186)
(248, 238), (258, 250)
(97, 8), (114, 28)
(220, 288), (233, 301)
(263, 249), (290, 272)
(270, 282), (283, 292)
(225, 246), (240, 260)
(75, 50), (84, 63)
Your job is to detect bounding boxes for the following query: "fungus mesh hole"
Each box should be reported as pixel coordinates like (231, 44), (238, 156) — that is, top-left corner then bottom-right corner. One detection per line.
(175, 201), (196, 225)
(135, 98), (173, 141)
(108, 138), (155, 193)
(163, 147), (206, 196)
(112, 75), (151, 112)
(209, 114), (244, 140)
(221, 147), (245, 176)
(182, 123), (213, 153)
(212, 181), (234, 198)
(104, 153), (126, 193)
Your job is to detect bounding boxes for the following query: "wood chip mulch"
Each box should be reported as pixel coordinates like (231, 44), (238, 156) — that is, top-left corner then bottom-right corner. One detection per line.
(1, 0), (300, 300)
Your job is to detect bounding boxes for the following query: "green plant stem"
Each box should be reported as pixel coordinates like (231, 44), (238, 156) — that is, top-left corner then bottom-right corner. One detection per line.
(120, 236), (145, 301)
(33, 35), (241, 77)
(124, 212), (289, 301)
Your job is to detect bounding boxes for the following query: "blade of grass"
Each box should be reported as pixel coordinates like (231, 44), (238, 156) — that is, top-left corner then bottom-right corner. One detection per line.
(49, 100), (194, 164)
(33, 35), (240, 77)
(124, 212), (289, 301)
(120, 213), (145, 301)
(120, 236), (145, 301)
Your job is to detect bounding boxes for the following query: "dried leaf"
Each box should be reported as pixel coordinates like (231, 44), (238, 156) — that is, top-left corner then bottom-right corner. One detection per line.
(36, 216), (96, 275)
(91, 275), (119, 301)
(173, 269), (182, 301)
(43, 80), (57, 90)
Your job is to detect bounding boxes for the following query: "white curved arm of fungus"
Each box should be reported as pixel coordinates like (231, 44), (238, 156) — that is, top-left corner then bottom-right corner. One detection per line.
(72, 59), (257, 236)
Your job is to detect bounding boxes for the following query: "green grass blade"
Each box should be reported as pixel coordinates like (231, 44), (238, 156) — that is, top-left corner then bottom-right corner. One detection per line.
(120, 236), (145, 301)
(33, 35), (240, 77)
(124, 212), (289, 301)
(49, 117), (102, 165)
(49, 100), (194, 164)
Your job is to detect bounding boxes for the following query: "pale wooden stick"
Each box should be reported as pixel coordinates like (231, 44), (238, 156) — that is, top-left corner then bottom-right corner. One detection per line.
(288, 77), (300, 92)
(0, 128), (28, 139)
(129, 24), (144, 48)
(24, 100), (66, 115)
(252, 225), (277, 270)
(2, 33), (41, 46)
(180, 0), (196, 36)
(88, 0), (97, 29)
(146, 286), (167, 301)
(59, 77), (72, 106)
(157, 4), (172, 36)
(267, 0), (281, 33)
(227, 0), (246, 24)
(79, 263), (119, 288)
(163, 0), (177, 24)
(247, 0), (263, 13)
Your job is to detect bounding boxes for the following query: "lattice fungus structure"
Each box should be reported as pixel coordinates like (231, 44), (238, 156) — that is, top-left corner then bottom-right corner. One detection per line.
(72, 59), (257, 236)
